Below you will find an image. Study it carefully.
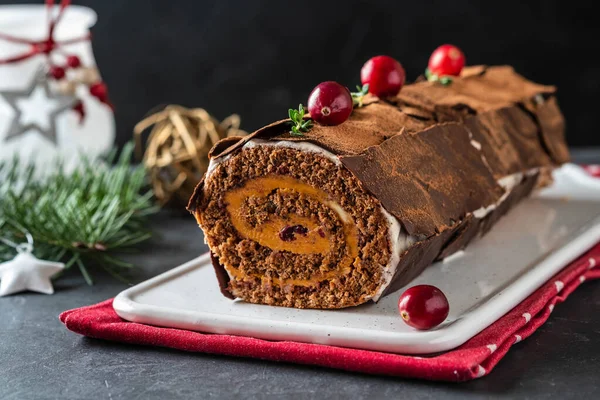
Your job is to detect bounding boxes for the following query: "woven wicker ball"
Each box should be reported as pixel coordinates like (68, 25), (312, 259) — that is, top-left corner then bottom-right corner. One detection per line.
(134, 105), (246, 207)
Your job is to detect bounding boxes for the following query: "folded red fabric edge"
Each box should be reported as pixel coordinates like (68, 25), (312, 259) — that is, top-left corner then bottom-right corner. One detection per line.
(59, 244), (600, 382)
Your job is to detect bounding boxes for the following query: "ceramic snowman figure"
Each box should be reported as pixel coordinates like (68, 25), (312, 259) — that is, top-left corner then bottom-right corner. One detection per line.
(0, 4), (114, 171)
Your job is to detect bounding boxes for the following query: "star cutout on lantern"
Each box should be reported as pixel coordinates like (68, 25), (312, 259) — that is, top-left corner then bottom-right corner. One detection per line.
(0, 252), (65, 296)
(0, 68), (76, 145)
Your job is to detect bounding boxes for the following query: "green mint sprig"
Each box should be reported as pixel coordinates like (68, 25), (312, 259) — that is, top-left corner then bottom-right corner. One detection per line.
(425, 68), (452, 86)
(289, 104), (313, 136)
(351, 84), (369, 107)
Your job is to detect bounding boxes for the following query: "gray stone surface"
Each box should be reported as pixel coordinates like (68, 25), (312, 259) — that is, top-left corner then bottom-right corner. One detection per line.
(2, 177), (600, 398)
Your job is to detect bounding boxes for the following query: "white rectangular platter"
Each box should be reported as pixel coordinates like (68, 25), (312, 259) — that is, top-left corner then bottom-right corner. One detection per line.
(114, 164), (600, 354)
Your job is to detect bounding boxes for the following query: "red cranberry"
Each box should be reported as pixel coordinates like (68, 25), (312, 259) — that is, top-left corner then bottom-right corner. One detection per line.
(89, 82), (108, 101)
(307, 81), (353, 126)
(428, 44), (465, 77)
(279, 225), (308, 241)
(49, 66), (65, 80)
(66, 55), (82, 68)
(398, 285), (449, 330)
(360, 55), (406, 97)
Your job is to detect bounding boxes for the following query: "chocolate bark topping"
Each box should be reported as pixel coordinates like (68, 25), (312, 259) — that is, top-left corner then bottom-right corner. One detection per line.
(210, 252), (234, 299)
(188, 64), (569, 305)
(340, 123), (504, 237)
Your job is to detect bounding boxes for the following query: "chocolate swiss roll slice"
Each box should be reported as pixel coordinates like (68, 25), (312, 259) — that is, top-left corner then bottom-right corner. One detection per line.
(188, 66), (569, 309)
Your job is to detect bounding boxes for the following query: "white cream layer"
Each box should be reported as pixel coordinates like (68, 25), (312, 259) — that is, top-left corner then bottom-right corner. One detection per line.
(471, 169), (539, 219)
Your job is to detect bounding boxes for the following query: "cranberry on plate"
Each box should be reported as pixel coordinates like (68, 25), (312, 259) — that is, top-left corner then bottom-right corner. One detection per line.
(398, 284), (450, 330)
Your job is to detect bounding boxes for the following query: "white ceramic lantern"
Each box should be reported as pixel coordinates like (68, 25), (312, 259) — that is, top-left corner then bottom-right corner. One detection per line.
(0, 4), (115, 171)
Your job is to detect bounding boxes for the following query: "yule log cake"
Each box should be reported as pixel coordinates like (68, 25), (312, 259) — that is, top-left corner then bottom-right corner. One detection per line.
(188, 65), (569, 309)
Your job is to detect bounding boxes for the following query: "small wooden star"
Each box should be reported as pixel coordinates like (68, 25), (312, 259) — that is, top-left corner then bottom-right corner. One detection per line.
(0, 252), (65, 296)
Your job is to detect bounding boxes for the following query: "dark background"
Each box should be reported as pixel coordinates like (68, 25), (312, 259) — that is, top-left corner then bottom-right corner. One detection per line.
(7, 0), (600, 148)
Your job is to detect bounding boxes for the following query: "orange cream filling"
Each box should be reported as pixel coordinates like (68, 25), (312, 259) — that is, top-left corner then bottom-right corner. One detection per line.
(222, 175), (358, 287)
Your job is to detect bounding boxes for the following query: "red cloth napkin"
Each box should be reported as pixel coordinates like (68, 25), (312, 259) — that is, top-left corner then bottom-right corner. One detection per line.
(60, 245), (600, 382)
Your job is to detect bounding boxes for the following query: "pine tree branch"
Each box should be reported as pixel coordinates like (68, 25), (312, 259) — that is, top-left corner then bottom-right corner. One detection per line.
(0, 143), (158, 284)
